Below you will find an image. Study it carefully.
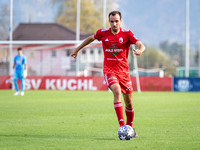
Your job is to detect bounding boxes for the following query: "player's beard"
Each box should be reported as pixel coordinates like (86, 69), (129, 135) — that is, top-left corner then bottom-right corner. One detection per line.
(112, 27), (119, 33)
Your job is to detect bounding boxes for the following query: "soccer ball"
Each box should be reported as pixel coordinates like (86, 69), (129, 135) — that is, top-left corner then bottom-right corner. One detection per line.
(118, 125), (135, 140)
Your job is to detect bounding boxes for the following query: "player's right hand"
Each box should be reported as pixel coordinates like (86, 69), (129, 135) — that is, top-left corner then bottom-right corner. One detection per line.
(71, 50), (78, 58)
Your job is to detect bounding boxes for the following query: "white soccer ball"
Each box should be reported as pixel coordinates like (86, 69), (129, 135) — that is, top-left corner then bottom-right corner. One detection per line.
(118, 125), (135, 140)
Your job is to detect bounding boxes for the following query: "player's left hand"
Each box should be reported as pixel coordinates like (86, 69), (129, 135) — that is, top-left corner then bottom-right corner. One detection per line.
(133, 49), (143, 56)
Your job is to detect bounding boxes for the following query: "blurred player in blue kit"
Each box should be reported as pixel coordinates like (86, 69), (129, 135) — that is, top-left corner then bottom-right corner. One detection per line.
(13, 48), (27, 96)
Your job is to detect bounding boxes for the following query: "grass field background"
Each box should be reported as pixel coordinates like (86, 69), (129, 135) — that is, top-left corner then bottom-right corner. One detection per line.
(0, 90), (200, 150)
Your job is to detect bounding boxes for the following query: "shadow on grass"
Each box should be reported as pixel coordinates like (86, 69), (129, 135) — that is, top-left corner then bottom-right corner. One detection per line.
(93, 137), (116, 141)
(0, 134), (117, 141)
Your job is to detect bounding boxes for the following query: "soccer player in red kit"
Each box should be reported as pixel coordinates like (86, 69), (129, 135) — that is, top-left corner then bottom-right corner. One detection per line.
(71, 11), (145, 137)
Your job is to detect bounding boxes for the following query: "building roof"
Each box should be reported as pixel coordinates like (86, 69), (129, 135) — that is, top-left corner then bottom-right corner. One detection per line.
(13, 23), (91, 41)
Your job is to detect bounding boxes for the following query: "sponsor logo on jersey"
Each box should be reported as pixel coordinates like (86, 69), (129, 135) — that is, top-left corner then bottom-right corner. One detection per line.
(105, 49), (123, 52)
(16, 60), (22, 64)
(107, 58), (123, 61)
(106, 44), (123, 56)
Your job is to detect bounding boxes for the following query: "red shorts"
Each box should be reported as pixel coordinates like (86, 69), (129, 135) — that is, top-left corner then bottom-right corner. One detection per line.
(104, 73), (133, 94)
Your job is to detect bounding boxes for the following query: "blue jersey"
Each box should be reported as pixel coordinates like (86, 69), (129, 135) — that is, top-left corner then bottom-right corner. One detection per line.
(14, 54), (26, 73)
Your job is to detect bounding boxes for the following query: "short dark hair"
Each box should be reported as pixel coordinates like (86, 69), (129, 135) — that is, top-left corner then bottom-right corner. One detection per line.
(108, 11), (122, 20)
(17, 48), (22, 51)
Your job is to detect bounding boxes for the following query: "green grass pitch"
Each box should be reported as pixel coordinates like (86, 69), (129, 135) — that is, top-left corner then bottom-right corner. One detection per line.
(0, 90), (200, 150)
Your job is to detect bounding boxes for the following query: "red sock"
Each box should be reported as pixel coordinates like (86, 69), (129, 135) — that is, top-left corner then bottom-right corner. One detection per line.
(125, 107), (134, 127)
(114, 102), (125, 127)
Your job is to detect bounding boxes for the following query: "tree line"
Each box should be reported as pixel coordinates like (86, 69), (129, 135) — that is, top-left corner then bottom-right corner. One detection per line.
(1, 0), (199, 76)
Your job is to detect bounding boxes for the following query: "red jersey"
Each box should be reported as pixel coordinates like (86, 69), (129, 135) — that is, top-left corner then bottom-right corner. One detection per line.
(94, 27), (139, 74)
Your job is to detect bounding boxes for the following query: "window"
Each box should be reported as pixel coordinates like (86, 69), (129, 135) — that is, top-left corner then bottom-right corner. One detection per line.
(98, 48), (102, 55)
(82, 49), (86, 54)
(52, 50), (57, 57)
(90, 49), (94, 55)
(66, 49), (71, 56)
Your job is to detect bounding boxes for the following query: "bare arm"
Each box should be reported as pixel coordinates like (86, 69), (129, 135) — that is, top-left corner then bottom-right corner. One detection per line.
(24, 64), (27, 70)
(13, 63), (16, 69)
(71, 35), (95, 58)
(133, 41), (146, 56)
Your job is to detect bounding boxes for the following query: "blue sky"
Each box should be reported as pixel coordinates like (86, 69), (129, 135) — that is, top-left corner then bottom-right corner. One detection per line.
(1, 0), (56, 24)
(118, 0), (200, 48)
(1, 0), (200, 48)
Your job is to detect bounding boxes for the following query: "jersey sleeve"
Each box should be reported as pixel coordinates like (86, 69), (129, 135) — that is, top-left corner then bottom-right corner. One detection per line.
(14, 56), (17, 63)
(128, 30), (139, 44)
(94, 29), (103, 41)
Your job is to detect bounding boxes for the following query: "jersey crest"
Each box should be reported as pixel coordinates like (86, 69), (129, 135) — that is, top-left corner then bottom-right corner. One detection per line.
(119, 37), (123, 43)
